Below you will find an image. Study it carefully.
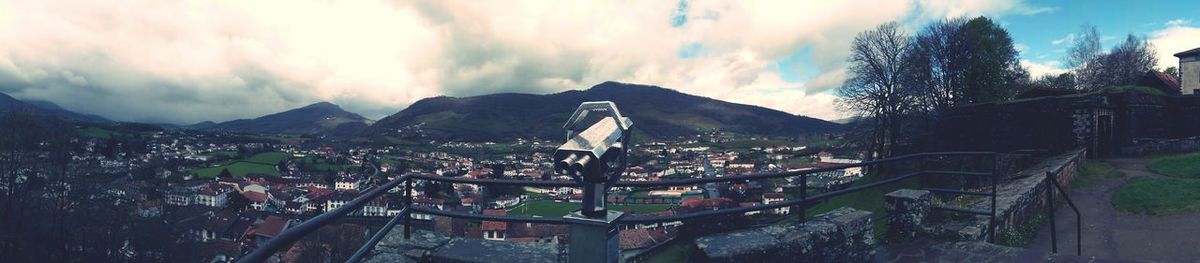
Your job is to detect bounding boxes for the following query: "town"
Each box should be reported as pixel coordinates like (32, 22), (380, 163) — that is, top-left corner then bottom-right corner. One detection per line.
(24, 123), (857, 262)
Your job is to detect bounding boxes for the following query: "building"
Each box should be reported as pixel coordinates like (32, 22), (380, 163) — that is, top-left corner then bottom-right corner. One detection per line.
(762, 193), (789, 215)
(482, 209), (508, 241)
(1176, 47), (1200, 95)
(335, 177), (360, 190)
(194, 184), (232, 207)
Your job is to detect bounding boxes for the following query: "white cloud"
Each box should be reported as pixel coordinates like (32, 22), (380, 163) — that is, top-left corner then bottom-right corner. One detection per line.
(1149, 24), (1200, 70)
(0, 0), (1049, 123)
(1166, 19), (1193, 28)
(1021, 59), (1067, 78)
(1051, 33), (1075, 45)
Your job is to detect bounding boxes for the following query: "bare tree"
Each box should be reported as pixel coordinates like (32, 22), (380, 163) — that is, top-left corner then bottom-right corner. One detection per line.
(1095, 34), (1158, 88)
(837, 22), (918, 159)
(1069, 26), (1159, 90)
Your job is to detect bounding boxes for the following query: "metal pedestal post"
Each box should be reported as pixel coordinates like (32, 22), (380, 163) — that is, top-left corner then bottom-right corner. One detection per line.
(564, 211), (625, 263)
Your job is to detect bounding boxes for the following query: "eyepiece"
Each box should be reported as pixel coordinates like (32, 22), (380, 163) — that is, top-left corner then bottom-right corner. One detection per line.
(556, 154), (578, 174)
(572, 155), (593, 175)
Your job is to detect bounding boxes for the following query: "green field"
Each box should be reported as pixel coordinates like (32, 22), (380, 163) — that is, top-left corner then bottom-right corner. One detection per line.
(1113, 176), (1200, 215)
(508, 199), (674, 217)
(189, 151), (290, 178)
(192, 161), (279, 178)
(1148, 152), (1200, 179)
(248, 151), (290, 164)
(79, 127), (116, 139)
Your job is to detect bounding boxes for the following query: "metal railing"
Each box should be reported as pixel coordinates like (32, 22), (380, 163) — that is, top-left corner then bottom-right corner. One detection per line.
(236, 151), (999, 263)
(1045, 156), (1083, 256)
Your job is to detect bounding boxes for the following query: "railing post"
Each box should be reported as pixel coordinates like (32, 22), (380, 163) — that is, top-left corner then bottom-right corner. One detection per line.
(799, 174), (808, 223)
(1047, 171), (1057, 253)
(565, 211), (624, 263)
(404, 177), (413, 239)
(989, 156), (997, 243)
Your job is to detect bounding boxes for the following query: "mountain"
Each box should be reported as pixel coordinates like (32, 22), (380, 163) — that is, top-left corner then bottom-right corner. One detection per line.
(0, 92), (113, 123)
(368, 81), (842, 141)
(207, 102), (371, 135)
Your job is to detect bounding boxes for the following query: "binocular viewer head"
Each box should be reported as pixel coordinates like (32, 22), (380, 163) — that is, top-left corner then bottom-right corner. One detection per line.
(553, 101), (632, 183)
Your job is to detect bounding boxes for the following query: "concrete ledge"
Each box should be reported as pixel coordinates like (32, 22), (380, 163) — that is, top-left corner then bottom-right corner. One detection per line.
(693, 207), (875, 263)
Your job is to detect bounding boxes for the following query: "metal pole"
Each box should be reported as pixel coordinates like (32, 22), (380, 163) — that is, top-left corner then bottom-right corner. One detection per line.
(1047, 171), (1057, 253)
(989, 160), (997, 243)
(799, 174), (808, 222)
(404, 177), (413, 239)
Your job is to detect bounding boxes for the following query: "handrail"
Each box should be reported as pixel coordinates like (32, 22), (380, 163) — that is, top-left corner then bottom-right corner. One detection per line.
(236, 151), (998, 263)
(346, 207), (409, 263)
(1045, 170), (1083, 256)
(237, 172), (410, 263)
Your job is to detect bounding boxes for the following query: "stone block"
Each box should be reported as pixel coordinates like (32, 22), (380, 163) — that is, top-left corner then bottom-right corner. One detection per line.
(694, 207), (874, 263)
(430, 238), (561, 263)
(885, 189), (931, 240)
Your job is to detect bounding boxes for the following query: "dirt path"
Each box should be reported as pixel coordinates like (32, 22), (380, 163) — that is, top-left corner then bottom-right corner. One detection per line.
(1025, 158), (1200, 263)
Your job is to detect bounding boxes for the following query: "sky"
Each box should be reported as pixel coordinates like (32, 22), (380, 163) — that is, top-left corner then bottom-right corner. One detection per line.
(0, 0), (1197, 124)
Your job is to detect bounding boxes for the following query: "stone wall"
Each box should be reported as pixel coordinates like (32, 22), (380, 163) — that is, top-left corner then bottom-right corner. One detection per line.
(885, 150), (1084, 243)
(928, 91), (1200, 158)
(1119, 136), (1200, 156)
(692, 207), (875, 263)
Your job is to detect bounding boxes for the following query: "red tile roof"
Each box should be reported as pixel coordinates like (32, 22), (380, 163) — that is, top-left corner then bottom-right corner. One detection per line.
(254, 216), (288, 238)
(482, 209), (508, 231)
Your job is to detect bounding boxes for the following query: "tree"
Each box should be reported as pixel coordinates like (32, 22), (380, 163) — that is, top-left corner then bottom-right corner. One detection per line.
(905, 17), (1027, 109)
(226, 191), (250, 211)
(1069, 25), (1159, 90)
(1166, 66), (1181, 81)
(905, 17), (969, 113)
(836, 22), (918, 158)
(959, 17), (1027, 102)
(217, 168), (233, 178)
(489, 163), (505, 179)
(1094, 34), (1158, 87)
(1032, 72), (1077, 90)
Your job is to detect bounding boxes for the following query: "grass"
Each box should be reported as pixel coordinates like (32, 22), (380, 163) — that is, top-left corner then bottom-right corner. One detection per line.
(1112, 176), (1200, 215)
(79, 127), (115, 139)
(191, 161), (279, 178)
(1072, 161), (1125, 188)
(507, 199), (674, 217)
(639, 241), (692, 263)
(1147, 152), (1200, 179)
(247, 151), (290, 164)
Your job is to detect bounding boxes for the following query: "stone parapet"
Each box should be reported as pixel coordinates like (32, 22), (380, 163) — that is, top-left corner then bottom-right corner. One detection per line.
(693, 207), (875, 263)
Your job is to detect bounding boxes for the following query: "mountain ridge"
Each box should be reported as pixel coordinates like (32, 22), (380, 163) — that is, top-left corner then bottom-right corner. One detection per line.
(368, 81), (841, 141)
(204, 102), (372, 135)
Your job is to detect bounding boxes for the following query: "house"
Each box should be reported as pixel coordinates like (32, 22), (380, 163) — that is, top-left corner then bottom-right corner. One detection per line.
(136, 199), (163, 218)
(411, 197), (445, 220)
(481, 209), (508, 240)
(334, 176), (359, 190)
(324, 191), (359, 213)
(165, 187), (196, 206)
(242, 191), (271, 211)
(194, 183), (233, 207)
(362, 197), (389, 217)
(762, 193), (789, 215)
(1175, 47), (1200, 94)
(244, 216), (290, 245)
(1139, 70), (1182, 95)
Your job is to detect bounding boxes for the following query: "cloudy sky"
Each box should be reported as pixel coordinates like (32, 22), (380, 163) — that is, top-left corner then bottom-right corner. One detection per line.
(0, 0), (1197, 124)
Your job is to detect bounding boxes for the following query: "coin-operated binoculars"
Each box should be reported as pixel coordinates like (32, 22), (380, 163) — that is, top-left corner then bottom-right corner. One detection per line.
(554, 101), (632, 263)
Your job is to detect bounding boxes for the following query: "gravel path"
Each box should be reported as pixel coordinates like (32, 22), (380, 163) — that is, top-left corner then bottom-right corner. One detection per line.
(1025, 158), (1200, 263)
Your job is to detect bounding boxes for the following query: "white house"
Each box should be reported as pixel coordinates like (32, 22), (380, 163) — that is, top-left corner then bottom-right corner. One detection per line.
(1176, 47), (1200, 95)
(762, 193), (789, 215)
